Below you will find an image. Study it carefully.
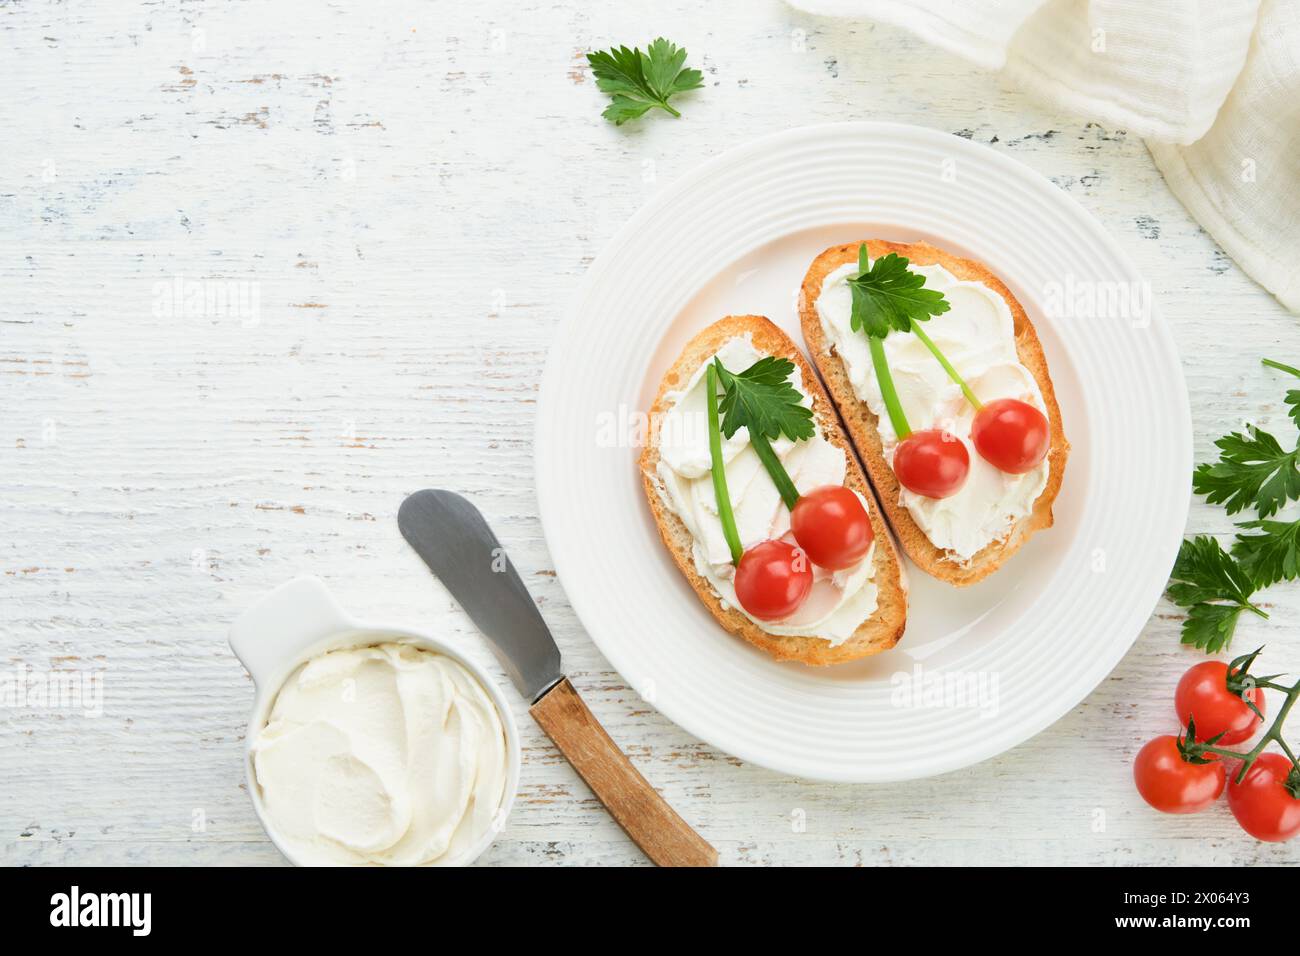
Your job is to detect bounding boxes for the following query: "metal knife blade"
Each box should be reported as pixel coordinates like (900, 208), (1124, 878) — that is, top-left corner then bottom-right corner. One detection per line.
(398, 489), (563, 703)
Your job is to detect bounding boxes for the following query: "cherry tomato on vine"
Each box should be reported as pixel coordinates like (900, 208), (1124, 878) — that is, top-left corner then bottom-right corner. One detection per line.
(1227, 753), (1300, 842)
(1133, 735), (1225, 814)
(971, 398), (1050, 475)
(734, 540), (812, 621)
(790, 485), (873, 571)
(1175, 660), (1265, 746)
(893, 429), (970, 499)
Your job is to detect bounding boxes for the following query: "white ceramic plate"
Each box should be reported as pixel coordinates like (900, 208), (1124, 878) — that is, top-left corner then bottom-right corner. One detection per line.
(536, 122), (1190, 782)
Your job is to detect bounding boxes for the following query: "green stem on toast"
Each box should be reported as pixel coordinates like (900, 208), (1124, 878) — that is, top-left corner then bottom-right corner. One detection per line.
(706, 363), (744, 565)
(749, 432), (800, 510)
(909, 321), (983, 411)
(868, 335), (912, 439)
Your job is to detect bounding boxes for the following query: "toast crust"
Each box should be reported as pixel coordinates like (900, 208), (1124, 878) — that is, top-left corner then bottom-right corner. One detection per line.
(799, 241), (1069, 587)
(639, 315), (907, 666)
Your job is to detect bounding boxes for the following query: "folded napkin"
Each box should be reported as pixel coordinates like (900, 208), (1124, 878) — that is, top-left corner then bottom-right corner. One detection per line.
(789, 0), (1299, 312)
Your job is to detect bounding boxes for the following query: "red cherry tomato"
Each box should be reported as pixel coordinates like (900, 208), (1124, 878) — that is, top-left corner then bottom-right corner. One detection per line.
(893, 429), (970, 499)
(790, 485), (874, 571)
(734, 540), (812, 621)
(1133, 735), (1225, 814)
(1175, 660), (1265, 746)
(1227, 753), (1300, 842)
(971, 398), (1050, 474)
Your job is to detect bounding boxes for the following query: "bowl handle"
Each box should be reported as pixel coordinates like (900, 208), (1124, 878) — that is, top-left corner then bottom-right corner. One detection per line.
(229, 576), (352, 688)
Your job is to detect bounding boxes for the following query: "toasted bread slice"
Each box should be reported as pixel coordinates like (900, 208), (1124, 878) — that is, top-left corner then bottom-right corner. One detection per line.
(640, 314), (907, 666)
(800, 241), (1069, 587)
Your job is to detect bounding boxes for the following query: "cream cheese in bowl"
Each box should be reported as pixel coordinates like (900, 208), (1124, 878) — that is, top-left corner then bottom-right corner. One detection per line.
(251, 641), (509, 867)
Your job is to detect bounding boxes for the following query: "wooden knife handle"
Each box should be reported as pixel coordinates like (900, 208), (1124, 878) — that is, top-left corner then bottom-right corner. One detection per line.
(530, 678), (718, 867)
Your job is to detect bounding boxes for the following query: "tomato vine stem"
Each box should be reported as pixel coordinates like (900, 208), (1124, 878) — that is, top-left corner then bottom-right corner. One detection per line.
(1193, 671), (1300, 789)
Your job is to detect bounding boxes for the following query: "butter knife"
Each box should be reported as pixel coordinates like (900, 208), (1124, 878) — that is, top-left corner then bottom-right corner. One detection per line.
(398, 489), (717, 867)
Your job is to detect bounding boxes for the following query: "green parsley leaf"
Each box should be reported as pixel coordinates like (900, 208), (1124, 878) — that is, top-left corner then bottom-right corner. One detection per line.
(1173, 358), (1300, 654)
(1192, 426), (1300, 518)
(586, 38), (703, 126)
(847, 248), (950, 339)
(714, 356), (814, 443)
(1167, 536), (1257, 606)
(1166, 536), (1266, 653)
(1180, 604), (1251, 655)
(1233, 518), (1300, 588)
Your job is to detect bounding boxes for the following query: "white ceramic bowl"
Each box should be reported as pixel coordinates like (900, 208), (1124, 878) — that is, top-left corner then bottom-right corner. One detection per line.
(228, 575), (521, 866)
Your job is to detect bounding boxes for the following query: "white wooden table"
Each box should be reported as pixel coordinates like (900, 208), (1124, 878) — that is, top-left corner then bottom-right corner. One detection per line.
(4, 0), (1298, 866)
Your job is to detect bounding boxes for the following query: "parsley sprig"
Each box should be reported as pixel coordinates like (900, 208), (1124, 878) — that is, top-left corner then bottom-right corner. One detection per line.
(714, 357), (814, 446)
(704, 354), (813, 564)
(848, 247), (951, 338)
(849, 248), (928, 438)
(586, 38), (703, 126)
(846, 245), (991, 436)
(1168, 359), (1300, 650)
(1234, 518), (1300, 589)
(1225, 361), (1300, 586)
(1166, 536), (1267, 653)
(1193, 426), (1300, 518)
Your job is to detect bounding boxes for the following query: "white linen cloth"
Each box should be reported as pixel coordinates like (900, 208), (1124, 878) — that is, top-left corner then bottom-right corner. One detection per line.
(788, 0), (1300, 312)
